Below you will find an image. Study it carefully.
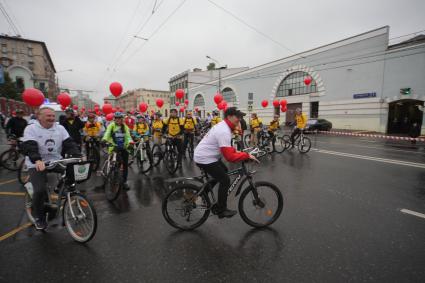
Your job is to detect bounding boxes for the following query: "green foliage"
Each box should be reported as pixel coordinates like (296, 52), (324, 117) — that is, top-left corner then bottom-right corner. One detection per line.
(0, 72), (20, 101)
(207, 62), (216, 70)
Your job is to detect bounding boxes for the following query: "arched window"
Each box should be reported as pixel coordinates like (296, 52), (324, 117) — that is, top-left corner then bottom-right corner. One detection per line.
(222, 87), (236, 103)
(276, 71), (317, 97)
(193, 94), (205, 107)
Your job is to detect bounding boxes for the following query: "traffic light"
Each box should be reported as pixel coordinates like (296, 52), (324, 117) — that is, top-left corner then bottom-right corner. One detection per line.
(400, 88), (411, 95)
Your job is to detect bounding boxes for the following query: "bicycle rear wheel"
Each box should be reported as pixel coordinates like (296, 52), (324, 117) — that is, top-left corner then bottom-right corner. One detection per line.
(162, 184), (210, 230)
(87, 146), (100, 171)
(63, 193), (97, 243)
(188, 143), (194, 160)
(164, 149), (179, 175)
(104, 164), (122, 201)
(238, 181), (283, 228)
(0, 149), (23, 171)
(298, 137), (311, 153)
(151, 144), (163, 167)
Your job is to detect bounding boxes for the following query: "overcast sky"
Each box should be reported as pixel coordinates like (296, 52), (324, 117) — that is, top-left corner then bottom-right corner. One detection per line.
(1, 0), (424, 103)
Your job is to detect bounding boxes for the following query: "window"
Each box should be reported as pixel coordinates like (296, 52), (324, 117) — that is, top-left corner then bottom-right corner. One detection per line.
(28, 48), (33, 57)
(222, 87), (236, 103)
(39, 82), (46, 92)
(248, 92), (254, 100)
(193, 94), (205, 107)
(276, 71), (317, 97)
(310, 102), (319, 118)
(28, 61), (34, 71)
(1, 44), (7, 54)
(16, 77), (25, 92)
(2, 59), (9, 67)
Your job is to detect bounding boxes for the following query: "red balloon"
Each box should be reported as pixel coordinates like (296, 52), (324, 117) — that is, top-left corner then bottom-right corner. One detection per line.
(110, 82), (123, 97)
(179, 107), (185, 113)
(175, 101), (180, 106)
(217, 101), (226, 110)
(57, 92), (71, 107)
(22, 88), (45, 107)
(156, 99), (164, 108)
(273, 100), (280, 108)
(214, 93), (223, 104)
(184, 99), (189, 105)
(261, 100), (268, 108)
(139, 102), (148, 113)
(280, 99), (287, 107)
(106, 113), (114, 121)
(111, 107), (117, 113)
(304, 76), (312, 86)
(102, 104), (113, 114)
(281, 106), (287, 112)
(61, 105), (66, 111)
(73, 105), (78, 110)
(81, 107), (85, 111)
(175, 89), (185, 99)
(194, 107), (199, 112)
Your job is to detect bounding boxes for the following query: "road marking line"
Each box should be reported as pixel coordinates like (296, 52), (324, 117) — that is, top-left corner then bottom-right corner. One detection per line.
(400, 209), (425, 219)
(0, 222), (32, 242)
(0, 192), (25, 197)
(314, 149), (425, 169)
(0, 179), (18, 186)
(315, 140), (425, 155)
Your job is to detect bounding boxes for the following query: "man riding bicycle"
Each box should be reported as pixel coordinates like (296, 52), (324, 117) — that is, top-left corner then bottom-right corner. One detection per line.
(6, 108), (27, 138)
(249, 113), (262, 146)
(182, 110), (197, 154)
(163, 108), (184, 165)
(268, 115), (280, 148)
(83, 113), (102, 153)
(102, 112), (133, 190)
(290, 108), (307, 148)
(21, 106), (81, 230)
(194, 107), (258, 219)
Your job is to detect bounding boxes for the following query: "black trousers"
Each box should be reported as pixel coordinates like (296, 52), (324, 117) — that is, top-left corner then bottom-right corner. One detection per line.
(170, 137), (183, 162)
(196, 160), (230, 210)
(290, 128), (301, 145)
(118, 149), (129, 182)
(183, 132), (194, 152)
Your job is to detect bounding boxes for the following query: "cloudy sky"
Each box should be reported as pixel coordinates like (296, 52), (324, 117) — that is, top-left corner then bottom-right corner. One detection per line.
(1, 0), (424, 103)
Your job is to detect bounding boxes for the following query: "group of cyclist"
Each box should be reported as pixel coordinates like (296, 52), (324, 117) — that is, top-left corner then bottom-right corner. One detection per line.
(8, 103), (307, 230)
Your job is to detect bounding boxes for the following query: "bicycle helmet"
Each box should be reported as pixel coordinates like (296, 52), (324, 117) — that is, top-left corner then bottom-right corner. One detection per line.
(65, 107), (74, 114)
(136, 114), (144, 119)
(114, 112), (124, 118)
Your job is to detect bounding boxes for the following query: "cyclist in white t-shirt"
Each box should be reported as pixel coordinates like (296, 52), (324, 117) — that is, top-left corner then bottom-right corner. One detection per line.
(194, 107), (258, 218)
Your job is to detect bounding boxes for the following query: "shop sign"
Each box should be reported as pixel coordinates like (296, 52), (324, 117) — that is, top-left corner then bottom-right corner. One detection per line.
(353, 92), (376, 99)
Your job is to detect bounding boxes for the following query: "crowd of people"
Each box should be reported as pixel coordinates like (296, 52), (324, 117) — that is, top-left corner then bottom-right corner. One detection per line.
(1, 104), (308, 230)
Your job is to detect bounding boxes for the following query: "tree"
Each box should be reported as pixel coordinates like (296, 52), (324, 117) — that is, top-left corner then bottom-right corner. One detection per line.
(0, 72), (20, 100)
(207, 62), (216, 70)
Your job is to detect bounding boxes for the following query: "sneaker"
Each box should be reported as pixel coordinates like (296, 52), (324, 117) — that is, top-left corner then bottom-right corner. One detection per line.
(122, 183), (130, 191)
(34, 218), (47, 231)
(218, 209), (237, 219)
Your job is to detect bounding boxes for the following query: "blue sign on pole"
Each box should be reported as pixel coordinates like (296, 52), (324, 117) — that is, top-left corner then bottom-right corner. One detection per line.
(0, 65), (4, 84)
(353, 92), (377, 99)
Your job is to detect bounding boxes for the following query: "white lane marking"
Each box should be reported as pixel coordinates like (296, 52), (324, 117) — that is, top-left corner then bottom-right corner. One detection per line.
(400, 209), (425, 219)
(313, 148), (425, 169)
(314, 140), (425, 155)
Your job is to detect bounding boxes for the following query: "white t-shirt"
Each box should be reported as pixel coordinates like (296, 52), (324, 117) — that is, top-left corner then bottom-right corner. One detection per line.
(194, 120), (232, 164)
(22, 121), (70, 168)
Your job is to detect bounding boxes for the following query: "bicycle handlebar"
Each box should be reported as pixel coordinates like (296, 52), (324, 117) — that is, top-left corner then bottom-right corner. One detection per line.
(45, 158), (85, 170)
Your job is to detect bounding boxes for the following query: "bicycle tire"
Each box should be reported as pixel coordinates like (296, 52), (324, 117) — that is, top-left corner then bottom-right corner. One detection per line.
(274, 137), (286, 153)
(137, 146), (153, 173)
(298, 137), (311, 153)
(164, 150), (179, 175)
(63, 193), (97, 243)
(238, 181), (284, 228)
(152, 144), (163, 167)
(188, 143), (194, 160)
(162, 183), (210, 230)
(243, 134), (251, 148)
(0, 149), (22, 171)
(281, 135), (291, 151)
(18, 159), (30, 184)
(104, 163), (122, 201)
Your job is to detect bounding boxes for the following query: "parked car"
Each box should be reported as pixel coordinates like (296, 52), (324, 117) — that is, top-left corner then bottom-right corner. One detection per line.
(306, 119), (332, 132)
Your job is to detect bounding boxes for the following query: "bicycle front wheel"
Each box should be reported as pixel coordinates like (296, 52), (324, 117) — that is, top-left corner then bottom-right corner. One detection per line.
(298, 137), (311, 153)
(0, 149), (23, 171)
(238, 181), (284, 228)
(137, 148), (153, 173)
(243, 134), (251, 148)
(274, 137), (286, 153)
(63, 193), (97, 243)
(104, 164), (122, 201)
(162, 184), (210, 230)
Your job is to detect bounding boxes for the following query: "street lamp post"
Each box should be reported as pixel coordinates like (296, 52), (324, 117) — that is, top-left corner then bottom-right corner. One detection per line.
(56, 69), (73, 95)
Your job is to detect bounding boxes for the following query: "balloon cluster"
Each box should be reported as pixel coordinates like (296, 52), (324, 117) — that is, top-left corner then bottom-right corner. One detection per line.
(214, 93), (227, 111)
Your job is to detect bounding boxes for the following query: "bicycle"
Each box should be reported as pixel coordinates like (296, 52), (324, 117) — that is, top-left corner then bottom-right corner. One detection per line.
(183, 131), (195, 160)
(282, 129), (311, 153)
(99, 144), (126, 201)
(163, 135), (181, 175)
(23, 158), (97, 243)
(84, 136), (101, 171)
(0, 134), (24, 171)
(128, 134), (154, 174)
(257, 127), (286, 154)
(162, 147), (284, 230)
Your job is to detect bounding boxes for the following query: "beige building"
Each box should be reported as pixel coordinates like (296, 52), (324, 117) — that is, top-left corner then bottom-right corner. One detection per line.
(0, 35), (57, 100)
(115, 88), (171, 117)
(72, 90), (96, 110)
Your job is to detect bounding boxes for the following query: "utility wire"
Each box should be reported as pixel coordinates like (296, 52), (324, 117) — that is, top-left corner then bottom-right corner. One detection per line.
(0, 1), (21, 36)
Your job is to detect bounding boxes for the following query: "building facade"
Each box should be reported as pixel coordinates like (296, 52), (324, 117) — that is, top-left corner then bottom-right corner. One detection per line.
(169, 67), (249, 107)
(0, 35), (57, 100)
(188, 26), (425, 135)
(114, 88), (171, 117)
(72, 90), (96, 110)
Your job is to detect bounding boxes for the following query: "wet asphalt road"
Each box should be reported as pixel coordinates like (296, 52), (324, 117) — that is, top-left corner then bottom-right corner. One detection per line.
(0, 132), (424, 282)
